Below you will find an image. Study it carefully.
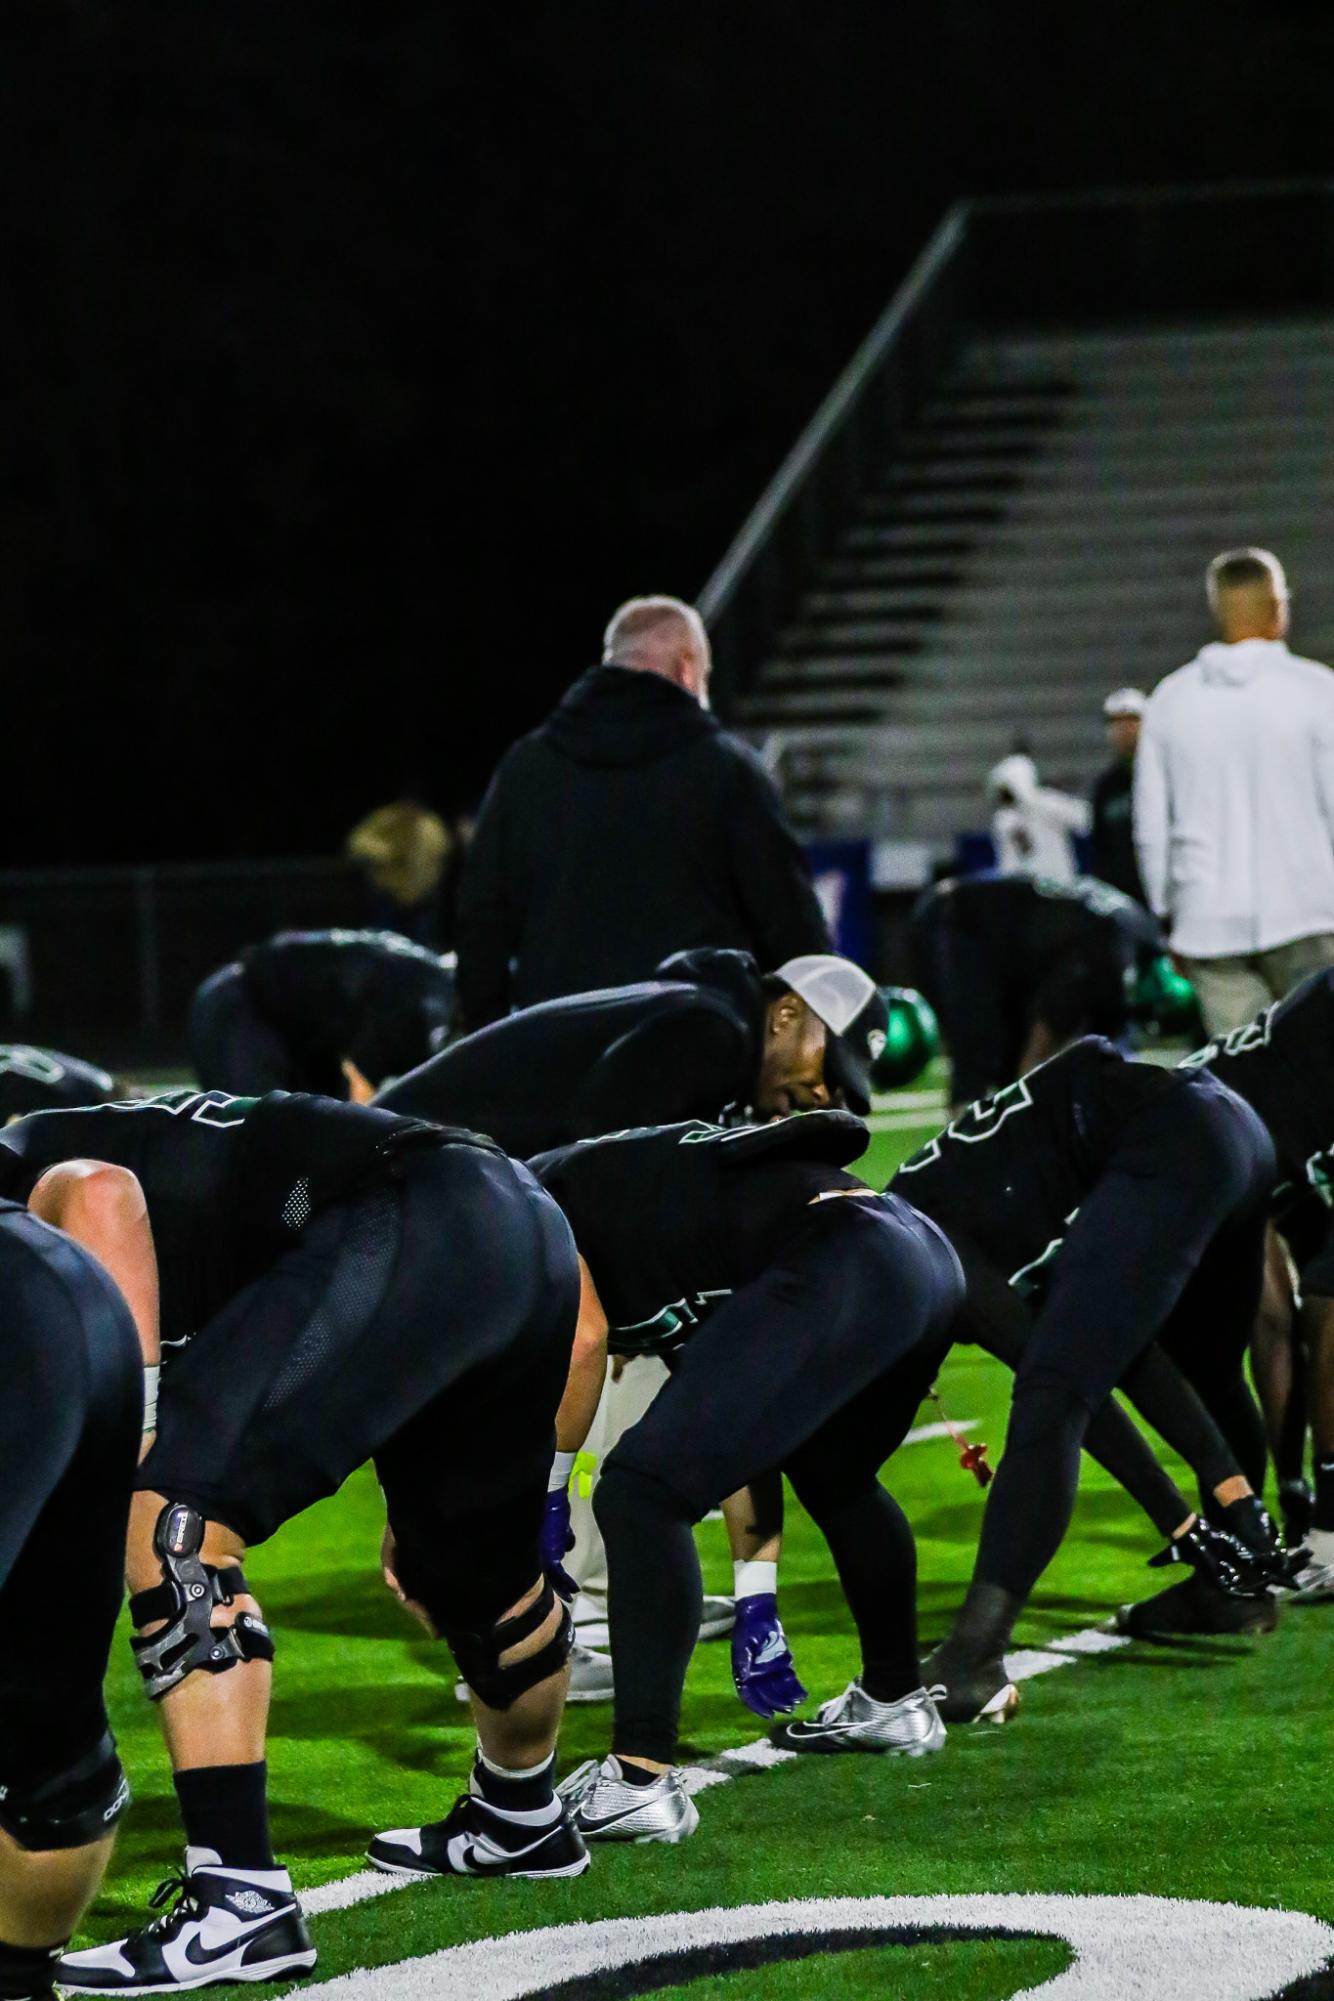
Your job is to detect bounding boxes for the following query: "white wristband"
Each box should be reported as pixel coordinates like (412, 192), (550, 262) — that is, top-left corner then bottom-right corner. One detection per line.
(143, 1364), (161, 1435)
(548, 1450), (576, 1495)
(734, 1559), (777, 1600)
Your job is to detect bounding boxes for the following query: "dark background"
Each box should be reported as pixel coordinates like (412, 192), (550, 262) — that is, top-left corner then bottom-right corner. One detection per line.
(5, 1), (1332, 865)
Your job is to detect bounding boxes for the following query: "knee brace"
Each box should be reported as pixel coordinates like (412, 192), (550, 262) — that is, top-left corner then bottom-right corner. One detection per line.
(442, 1579), (572, 1711)
(129, 1502), (274, 1702)
(0, 1731), (130, 1851)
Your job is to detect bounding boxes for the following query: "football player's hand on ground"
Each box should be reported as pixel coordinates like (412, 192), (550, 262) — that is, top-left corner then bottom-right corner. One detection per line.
(542, 1489), (580, 1602)
(380, 1524), (439, 1637)
(732, 1593), (807, 1718)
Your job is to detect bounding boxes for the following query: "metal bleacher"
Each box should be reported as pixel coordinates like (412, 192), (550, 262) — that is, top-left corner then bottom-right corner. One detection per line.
(699, 185), (1334, 850)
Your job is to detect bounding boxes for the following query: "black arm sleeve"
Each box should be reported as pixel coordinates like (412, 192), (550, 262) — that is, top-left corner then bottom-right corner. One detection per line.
(455, 752), (524, 1032)
(724, 744), (832, 966)
(566, 1005), (752, 1139)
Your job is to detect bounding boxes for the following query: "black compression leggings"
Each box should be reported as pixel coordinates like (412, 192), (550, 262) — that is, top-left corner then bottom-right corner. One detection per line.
(975, 1078), (1274, 1602)
(595, 1194), (962, 1763)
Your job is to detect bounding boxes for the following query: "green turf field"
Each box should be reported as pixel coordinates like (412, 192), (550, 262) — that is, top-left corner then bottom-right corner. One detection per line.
(77, 1114), (1334, 1998)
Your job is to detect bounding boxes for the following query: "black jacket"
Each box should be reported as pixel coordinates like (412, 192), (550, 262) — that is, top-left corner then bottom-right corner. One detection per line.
(378, 947), (768, 1158)
(1090, 760), (1146, 906)
(455, 665), (830, 1027)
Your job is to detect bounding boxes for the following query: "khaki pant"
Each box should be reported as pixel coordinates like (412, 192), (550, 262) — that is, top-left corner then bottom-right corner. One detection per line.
(1185, 933), (1334, 1038)
(568, 1353), (670, 1606)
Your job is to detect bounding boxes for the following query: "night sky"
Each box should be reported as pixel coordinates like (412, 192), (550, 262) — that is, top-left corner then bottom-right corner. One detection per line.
(7, 1), (1333, 865)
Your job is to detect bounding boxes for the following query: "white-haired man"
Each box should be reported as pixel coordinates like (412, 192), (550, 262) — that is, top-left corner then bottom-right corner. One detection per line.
(1134, 548), (1334, 1035)
(455, 595), (831, 1029)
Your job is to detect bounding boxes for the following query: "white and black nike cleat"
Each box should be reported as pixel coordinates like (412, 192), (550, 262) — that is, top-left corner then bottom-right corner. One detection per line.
(558, 1756), (699, 1844)
(773, 1681), (946, 1755)
(1284, 1527), (1334, 1604)
(59, 1849), (315, 1993)
(368, 1792), (589, 1879)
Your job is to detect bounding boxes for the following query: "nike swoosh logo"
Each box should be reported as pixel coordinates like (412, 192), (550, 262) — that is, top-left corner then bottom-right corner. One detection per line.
(182, 1914), (280, 1966)
(575, 1802), (660, 1834)
(754, 1635), (787, 1665)
(446, 1826), (562, 1874)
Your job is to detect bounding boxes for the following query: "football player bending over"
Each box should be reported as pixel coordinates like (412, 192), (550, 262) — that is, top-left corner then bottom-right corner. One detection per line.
(0, 1167), (155, 2001)
(895, 1039), (1292, 1723)
(0, 1089), (587, 1996)
(526, 1112), (966, 1844)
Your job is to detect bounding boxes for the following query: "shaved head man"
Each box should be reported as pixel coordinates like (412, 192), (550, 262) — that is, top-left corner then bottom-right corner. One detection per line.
(454, 595), (830, 1028)
(1135, 547), (1334, 1035)
(1206, 548), (1291, 644)
(602, 596), (712, 705)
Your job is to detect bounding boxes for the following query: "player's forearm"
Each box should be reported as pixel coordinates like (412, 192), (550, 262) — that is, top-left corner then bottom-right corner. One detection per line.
(555, 1257), (609, 1453)
(723, 1475), (783, 1565)
(29, 1161), (161, 1368)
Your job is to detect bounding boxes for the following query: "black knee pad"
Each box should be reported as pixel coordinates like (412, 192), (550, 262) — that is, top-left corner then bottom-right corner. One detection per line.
(129, 1502), (274, 1702)
(442, 1578), (572, 1711)
(0, 1730), (129, 1851)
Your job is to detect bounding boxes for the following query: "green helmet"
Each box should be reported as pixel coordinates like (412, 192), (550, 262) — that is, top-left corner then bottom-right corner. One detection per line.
(869, 986), (940, 1090)
(1133, 954), (1199, 1035)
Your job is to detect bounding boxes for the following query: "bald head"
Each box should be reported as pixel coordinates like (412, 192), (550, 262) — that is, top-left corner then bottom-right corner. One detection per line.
(602, 595), (712, 704)
(1206, 547), (1290, 643)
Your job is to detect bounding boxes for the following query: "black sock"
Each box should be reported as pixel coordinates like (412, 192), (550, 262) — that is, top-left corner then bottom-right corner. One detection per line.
(0, 1937), (63, 2000)
(1314, 1458), (1334, 1532)
(793, 1481), (921, 1703)
(173, 1762), (275, 1869)
(472, 1750), (555, 1813)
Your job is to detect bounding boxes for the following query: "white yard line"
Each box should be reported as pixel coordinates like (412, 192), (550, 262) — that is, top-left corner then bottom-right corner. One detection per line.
(866, 1108), (949, 1134)
(902, 1417), (979, 1446)
(297, 1620), (1130, 1916)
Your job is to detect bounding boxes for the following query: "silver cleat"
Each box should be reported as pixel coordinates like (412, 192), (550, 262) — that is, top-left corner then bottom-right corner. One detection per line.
(557, 1755), (700, 1843)
(774, 1681), (947, 1755)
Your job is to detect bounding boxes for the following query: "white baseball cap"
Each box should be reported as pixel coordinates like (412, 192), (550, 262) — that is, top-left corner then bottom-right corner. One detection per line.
(775, 955), (884, 1114)
(1102, 688), (1146, 719)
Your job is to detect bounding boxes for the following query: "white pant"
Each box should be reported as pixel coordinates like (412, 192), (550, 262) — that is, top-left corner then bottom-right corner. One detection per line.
(569, 1354), (670, 1605)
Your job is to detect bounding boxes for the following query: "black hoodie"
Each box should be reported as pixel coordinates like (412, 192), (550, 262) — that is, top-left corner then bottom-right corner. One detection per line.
(455, 665), (830, 1026)
(377, 947), (770, 1156)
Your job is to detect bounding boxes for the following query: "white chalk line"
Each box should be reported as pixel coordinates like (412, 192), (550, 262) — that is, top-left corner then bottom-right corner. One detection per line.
(300, 1617), (1129, 1920)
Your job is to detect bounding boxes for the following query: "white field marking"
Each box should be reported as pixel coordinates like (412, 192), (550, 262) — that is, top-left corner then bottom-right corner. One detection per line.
(294, 1621), (1132, 1916)
(866, 1108), (950, 1134)
(292, 1893), (1334, 2001)
(903, 1417), (979, 1445)
(870, 1087), (948, 1112)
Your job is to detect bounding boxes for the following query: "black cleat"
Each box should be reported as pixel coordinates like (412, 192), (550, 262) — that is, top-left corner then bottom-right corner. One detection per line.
(1110, 1572), (1279, 1639)
(368, 1792), (589, 1879)
(922, 1646), (1019, 1724)
(59, 1850), (315, 1993)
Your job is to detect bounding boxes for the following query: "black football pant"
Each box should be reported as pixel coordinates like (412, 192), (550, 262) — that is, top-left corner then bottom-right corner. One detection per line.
(139, 1145), (579, 1636)
(0, 1207), (141, 1849)
(974, 1073), (1274, 1603)
(593, 1192), (963, 1764)
(188, 963), (343, 1100)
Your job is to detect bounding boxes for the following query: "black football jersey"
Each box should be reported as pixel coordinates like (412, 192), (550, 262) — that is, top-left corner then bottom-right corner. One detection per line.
(1187, 969), (1334, 1211)
(918, 872), (1160, 973)
(892, 1038), (1174, 1286)
(531, 1111), (869, 1356)
(0, 1088), (453, 1349)
(0, 1045), (117, 1123)
(241, 929), (454, 1085)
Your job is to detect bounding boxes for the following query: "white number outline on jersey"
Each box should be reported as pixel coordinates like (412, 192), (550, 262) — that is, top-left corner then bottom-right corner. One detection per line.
(0, 1045), (68, 1086)
(289, 1892), (1334, 2000)
(1180, 1003), (1278, 1072)
(898, 1078), (1034, 1175)
(107, 1089), (250, 1129)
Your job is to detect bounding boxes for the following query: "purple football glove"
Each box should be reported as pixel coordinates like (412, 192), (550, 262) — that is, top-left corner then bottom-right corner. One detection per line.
(731, 1593), (807, 1719)
(542, 1489), (579, 1603)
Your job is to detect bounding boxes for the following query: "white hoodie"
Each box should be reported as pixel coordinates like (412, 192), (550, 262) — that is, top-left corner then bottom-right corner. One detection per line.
(1134, 638), (1334, 958)
(988, 753), (1091, 881)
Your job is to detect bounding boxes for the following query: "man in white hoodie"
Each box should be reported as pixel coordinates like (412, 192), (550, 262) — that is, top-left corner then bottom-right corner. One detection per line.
(1134, 548), (1334, 1036)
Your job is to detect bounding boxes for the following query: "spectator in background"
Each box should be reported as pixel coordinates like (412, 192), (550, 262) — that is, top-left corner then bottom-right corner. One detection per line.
(988, 752), (1090, 881)
(1090, 689), (1147, 904)
(454, 595), (831, 1030)
(1135, 547), (1334, 1036)
(346, 797), (452, 946)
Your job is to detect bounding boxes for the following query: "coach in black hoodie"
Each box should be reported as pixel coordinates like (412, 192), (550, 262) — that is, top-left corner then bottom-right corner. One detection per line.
(455, 595), (831, 1027)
